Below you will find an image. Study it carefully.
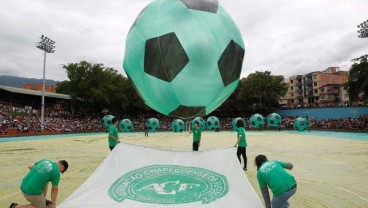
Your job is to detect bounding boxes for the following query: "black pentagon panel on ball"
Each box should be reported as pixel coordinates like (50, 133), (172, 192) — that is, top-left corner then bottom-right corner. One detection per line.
(180, 0), (218, 13)
(144, 32), (189, 82)
(169, 105), (206, 119)
(218, 40), (245, 87)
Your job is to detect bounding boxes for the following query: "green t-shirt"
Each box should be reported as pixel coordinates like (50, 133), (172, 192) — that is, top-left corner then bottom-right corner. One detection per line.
(21, 160), (60, 195)
(237, 127), (247, 147)
(108, 125), (119, 147)
(192, 127), (201, 142)
(257, 160), (296, 196)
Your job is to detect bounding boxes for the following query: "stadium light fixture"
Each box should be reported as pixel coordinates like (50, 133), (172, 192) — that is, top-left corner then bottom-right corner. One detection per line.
(35, 35), (55, 130)
(357, 19), (368, 38)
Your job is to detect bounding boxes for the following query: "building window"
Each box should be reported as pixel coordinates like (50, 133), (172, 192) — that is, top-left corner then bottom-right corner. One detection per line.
(291, 80), (293, 84)
(320, 95), (325, 99)
(314, 82), (317, 86)
(314, 89), (318, 93)
(291, 93), (294, 96)
(290, 86), (293, 90)
(320, 88), (325, 92)
(313, 75), (317, 79)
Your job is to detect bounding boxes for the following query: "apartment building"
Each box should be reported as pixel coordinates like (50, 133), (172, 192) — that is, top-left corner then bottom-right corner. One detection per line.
(286, 67), (348, 107)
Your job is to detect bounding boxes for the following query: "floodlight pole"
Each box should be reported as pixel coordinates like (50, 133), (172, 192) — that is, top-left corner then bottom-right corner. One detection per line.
(357, 19), (368, 38)
(36, 35), (55, 130)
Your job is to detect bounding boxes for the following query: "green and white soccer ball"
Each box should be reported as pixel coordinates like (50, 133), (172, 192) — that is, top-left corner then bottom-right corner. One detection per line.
(124, 0), (245, 119)
(119, 119), (134, 132)
(171, 119), (185, 132)
(206, 116), (220, 131)
(267, 113), (282, 127)
(145, 118), (160, 132)
(293, 117), (308, 132)
(231, 117), (245, 131)
(102, 115), (114, 129)
(191, 117), (206, 130)
(249, 114), (265, 128)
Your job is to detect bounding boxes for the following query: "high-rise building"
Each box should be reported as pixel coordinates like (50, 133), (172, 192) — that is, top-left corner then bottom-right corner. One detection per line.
(286, 67), (348, 107)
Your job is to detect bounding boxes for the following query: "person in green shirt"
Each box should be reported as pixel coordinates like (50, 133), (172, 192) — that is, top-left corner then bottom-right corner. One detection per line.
(255, 154), (297, 208)
(192, 121), (201, 151)
(108, 118), (120, 151)
(9, 159), (68, 208)
(234, 119), (247, 170)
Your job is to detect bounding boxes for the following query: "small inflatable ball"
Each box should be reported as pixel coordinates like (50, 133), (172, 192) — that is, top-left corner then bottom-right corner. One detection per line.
(231, 117), (245, 131)
(171, 119), (185, 132)
(102, 115), (115, 129)
(191, 117), (206, 130)
(249, 114), (265, 128)
(124, 0), (245, 119)
(206, 116), (220, 131)
(293, 117), (308, 132)
(119, 119), (134, 132)
(145, 118), (160, 132)
(267, 113), (282, 127)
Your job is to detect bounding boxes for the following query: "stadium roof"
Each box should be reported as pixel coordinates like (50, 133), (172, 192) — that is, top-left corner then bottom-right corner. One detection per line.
(0, 85), (71, 100)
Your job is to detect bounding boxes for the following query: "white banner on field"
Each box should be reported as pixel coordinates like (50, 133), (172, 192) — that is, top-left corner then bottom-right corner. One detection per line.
(59, 143), (262, 208)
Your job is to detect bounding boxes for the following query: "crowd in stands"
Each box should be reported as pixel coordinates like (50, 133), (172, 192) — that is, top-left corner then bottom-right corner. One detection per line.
(1, 102), (367, 135)
(0, 103), (103, 134)
(282, 101), (368, 109)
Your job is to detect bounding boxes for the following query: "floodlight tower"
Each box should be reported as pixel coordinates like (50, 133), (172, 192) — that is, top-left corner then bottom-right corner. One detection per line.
(35, 35), (55, 130)
(357, 19), (368, 38)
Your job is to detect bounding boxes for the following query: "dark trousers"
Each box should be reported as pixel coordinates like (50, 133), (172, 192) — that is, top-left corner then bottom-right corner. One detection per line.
(192, 141), (199, 151)
(145, 131), (148, 137)
(236, 146), (247, 169)
(109, 146), (115, 151)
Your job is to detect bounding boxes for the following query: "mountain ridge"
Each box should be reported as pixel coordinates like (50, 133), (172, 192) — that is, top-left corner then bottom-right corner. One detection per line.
(0, 75), (59, 88)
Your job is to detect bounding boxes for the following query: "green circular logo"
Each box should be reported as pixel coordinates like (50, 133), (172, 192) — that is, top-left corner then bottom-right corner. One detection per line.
(108, 165), (229, 204)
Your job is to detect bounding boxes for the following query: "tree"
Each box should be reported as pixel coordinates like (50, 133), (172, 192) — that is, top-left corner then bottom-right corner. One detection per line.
(348, 55), (368, 102)
(56, 61), (136, 115)
(236, 71), (287, 114)
(216, 71), (287, 116)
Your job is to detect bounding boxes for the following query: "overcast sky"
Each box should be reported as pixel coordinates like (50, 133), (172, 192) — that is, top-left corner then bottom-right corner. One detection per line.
(0, 0), (367, 81)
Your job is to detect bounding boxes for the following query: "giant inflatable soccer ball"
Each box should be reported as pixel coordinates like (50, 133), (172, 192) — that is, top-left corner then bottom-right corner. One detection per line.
(102, 115), (115, 129)
(124, 0), (245, 119)
(206, 116), (220, 131)
(293, 117), (308, 132)
(171, 119), (185, 132)
(145, 118), (160, 132)
(119, 119), (134, 132)
(231, 117), (245, 131)
(191, 117), (206, 130)
(249, 114), (265, 128)
(267, 113), (282, 127)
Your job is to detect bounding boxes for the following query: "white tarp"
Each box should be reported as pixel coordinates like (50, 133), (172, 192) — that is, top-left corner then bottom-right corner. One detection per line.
(59, 143), (263, 208)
